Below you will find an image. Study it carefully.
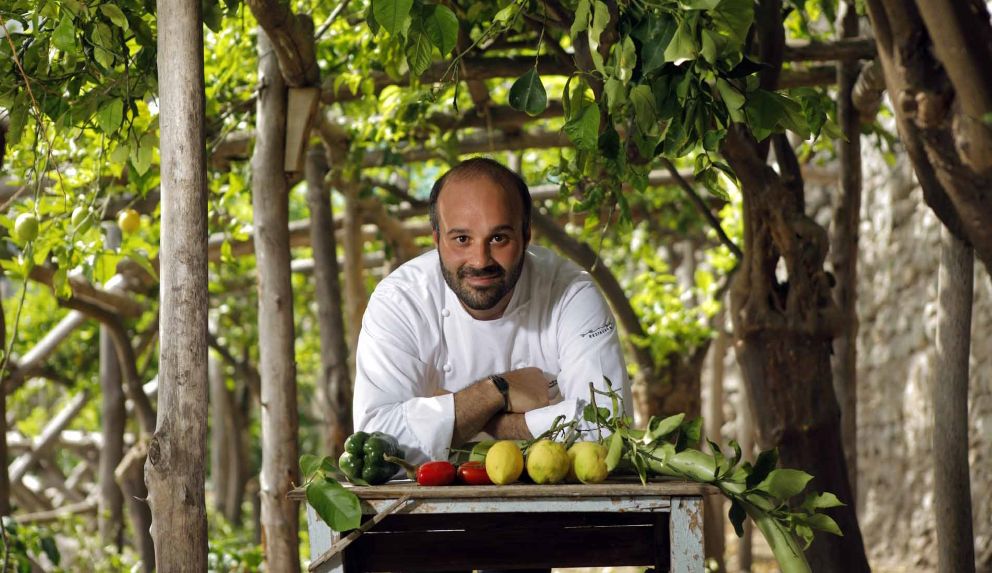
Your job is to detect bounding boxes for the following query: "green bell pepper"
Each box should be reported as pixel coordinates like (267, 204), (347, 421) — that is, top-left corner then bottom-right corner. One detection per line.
(337, 431), (403, 485)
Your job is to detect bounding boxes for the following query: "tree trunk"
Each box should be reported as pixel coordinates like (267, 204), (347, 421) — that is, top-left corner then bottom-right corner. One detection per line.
(0, 268), (9, 516)
(830, 0), (862, 502)
(306, 146), (353, 458)
(209, 350), (231, 517)
(341, 176), (366, 364)
(145, 0), (209, 569)
(864, 0), (992, 275)
(735, 372), (755, 572)
(703, 314), (727, 572)
(933, 228), (976, 573)
(722, 125), (870, 572)
(253, 29), (301, 573)
(98, 225), (126, 551)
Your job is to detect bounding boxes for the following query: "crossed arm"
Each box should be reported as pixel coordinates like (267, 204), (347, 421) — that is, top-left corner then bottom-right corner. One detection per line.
(449, 367), (550, 446)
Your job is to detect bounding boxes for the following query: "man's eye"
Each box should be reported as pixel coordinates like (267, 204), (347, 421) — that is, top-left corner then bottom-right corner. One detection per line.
(491, 235), (507, 244)
(454, 236), (469, 244)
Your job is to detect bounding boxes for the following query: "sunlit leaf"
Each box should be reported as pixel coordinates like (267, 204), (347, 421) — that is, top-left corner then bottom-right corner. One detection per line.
(508, 69), (548, 116)
(306, 478), (361, 532)
(373, 0), (413, 35)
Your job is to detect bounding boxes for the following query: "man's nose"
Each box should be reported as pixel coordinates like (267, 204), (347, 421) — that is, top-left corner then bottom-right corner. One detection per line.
(469, 241), (492, 267)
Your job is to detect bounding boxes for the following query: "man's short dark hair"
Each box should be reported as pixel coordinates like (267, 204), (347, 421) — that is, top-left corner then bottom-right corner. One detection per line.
(428, 157), (532, 239)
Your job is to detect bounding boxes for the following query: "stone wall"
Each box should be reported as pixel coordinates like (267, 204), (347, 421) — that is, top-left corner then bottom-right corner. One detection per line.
(854, 151), (991, 571)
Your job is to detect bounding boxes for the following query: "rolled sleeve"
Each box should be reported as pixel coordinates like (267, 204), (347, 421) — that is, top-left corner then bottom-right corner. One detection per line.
(353, 291), (454, 465)
(554, 282), (632, 430)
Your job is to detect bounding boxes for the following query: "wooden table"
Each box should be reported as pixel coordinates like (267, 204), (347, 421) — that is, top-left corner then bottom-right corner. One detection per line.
(295, 479), (715, 573)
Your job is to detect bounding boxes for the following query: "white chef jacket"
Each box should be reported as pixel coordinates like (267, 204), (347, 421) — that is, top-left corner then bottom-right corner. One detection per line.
(353, 245), (632, 464)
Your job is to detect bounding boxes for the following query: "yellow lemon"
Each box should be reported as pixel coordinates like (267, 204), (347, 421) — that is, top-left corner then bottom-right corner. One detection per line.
(485, 440), (524, 485)
(526, 439), (570, 485)
(567, 441), (610, 484)
(14, 213), (39, 243)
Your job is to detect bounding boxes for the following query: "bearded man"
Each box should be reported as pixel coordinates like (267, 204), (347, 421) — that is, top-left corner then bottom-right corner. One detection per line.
(352, 157), (631, 464)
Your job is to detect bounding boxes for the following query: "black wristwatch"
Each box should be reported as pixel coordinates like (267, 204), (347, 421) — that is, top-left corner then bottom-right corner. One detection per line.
(489, 374), (510, 412)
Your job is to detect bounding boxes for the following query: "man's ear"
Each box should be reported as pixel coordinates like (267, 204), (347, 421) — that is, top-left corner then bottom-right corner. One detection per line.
(433, 231), (440, 246)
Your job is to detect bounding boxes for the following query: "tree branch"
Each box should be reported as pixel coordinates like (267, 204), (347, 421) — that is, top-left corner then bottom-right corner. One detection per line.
(661, 159), (742, 259)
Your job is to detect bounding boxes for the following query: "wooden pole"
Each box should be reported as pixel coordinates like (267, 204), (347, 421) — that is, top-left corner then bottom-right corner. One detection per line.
(98, 224), (126, 551)
(306, 147), (353, 457)
(703, 312), (727, 571)
(830, 0), (862, 504)
(145, 0), (209, 569)
(340, 174), (366, 364)
(933, 228), (976, 573)
(253, 29), (301, 572)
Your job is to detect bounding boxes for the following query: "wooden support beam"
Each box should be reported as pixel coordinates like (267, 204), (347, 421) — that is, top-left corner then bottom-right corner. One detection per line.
(16, 498), (98, 524)
(9, 390), (90, 483)
(782, 37), (876, 61)
(3, 310), (86, 395)
(28, 268), (143, 318)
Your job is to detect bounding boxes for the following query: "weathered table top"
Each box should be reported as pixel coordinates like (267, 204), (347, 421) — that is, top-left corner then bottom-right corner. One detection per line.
(290, 477), (717, 502)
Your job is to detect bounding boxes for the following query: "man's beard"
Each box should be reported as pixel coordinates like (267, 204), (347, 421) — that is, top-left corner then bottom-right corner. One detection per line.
(440, 254), (525, 312)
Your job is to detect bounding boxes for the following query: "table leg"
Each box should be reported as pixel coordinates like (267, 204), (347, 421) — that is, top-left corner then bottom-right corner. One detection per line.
(307, 504), (344, 573)
(670, 496), (705, 573)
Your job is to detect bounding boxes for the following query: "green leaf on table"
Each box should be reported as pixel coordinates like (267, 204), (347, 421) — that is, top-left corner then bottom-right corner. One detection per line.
(423, 5), (458, 55)
(100, 4), (129, 30)
(405, 27), (433, 76)
(508, 68), (548, 116)
(300, 454), (323, 480)
(643, 413), (683, 444)
(804, 512), (843, 536)
(801, 491), (845, 511)
(373, 0), (413, 35)
(53, 16), (76, 52)
(746, 448), (778, 489)
(605, 431), (623, 471)
(564, 103), (600, 151)
(469, 440), (496, 462)
(755, 468), (813, 501)
(728, 499), (746, 537)
(676, 417), (702, 449)
(306, 478), (361, 532)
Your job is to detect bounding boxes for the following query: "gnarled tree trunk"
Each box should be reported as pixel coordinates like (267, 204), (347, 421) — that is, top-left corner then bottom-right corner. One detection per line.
(722, 126), (869, 572)
(145, 0), (209, 569)
(864, 0), (992, 276)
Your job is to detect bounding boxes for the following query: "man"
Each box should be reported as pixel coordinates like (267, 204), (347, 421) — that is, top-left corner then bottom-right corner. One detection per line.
(353, 157), (632, 465)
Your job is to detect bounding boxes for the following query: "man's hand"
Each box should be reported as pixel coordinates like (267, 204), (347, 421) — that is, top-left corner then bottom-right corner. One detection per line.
(502, 367), (551, 413)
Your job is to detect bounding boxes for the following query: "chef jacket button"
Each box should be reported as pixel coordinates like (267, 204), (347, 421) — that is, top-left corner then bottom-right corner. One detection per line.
(441, 308), (450, 317)
(443, 363), (452, 372)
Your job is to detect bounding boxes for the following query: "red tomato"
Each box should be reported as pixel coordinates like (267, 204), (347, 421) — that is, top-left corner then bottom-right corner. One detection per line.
(416, 461), (457, 486)
(457, 461), (492, 485)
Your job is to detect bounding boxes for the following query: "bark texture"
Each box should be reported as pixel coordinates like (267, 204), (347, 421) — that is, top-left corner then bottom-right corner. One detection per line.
(864, 0), (992, 275)
(830, 0), (862, 502)
(306, 147), (353, 458)
(253, 30), (301, 572)
(723, 125), (869, 572)
(933, 228), (976, 573)
(98, 305), (126, 549)
(146, 0), (209, 569)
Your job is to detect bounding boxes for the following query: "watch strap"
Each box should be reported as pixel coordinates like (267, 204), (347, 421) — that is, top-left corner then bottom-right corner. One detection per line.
(489, 374), (510, 412)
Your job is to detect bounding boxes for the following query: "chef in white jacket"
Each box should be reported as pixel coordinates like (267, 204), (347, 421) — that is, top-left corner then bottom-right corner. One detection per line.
(353, 158), (632, 465)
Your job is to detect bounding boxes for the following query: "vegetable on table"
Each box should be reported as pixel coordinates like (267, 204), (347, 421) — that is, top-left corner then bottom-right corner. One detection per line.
(386, 456), (457, 486)
(457, 461), (492, 485)
(338, 431), (403, 486)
